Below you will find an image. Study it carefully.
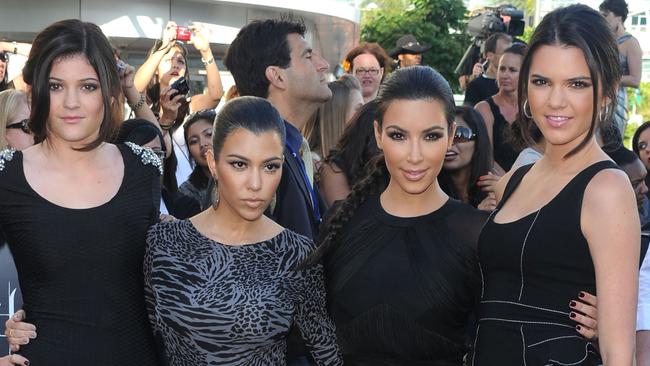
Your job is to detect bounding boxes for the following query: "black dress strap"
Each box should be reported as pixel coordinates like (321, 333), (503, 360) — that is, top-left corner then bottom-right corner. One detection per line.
(496, 164), (534, 210)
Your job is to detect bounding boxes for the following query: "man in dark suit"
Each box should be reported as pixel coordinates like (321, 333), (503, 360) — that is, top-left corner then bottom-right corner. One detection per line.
(224, 19), (331, 240)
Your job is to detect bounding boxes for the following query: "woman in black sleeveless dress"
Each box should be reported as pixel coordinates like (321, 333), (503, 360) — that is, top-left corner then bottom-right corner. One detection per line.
(0, 20), (162, 365)
(472, 5), (639, 365)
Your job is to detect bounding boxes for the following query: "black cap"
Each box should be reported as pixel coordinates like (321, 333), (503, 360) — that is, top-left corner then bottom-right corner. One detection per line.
(388, 34), (431, 58)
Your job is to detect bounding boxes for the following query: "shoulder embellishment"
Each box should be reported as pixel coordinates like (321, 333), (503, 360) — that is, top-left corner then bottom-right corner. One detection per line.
(0, 148), (17, 172)
(125, 142), (163, 175)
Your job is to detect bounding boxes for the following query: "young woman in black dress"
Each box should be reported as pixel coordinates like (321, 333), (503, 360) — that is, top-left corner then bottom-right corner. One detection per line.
(304, 66), (600, 365)
(473, 5), (638, 365)
(144, 97), (342, 365)
(0, 20), (162, 365)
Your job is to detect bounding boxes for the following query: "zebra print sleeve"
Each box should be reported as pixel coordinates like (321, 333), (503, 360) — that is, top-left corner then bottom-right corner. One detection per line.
(294, 262), (343, 365)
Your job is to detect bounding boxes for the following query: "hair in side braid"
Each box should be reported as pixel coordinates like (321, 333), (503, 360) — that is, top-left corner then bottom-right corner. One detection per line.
(301, 66), (455, 269)
(301, 154), (389, 268)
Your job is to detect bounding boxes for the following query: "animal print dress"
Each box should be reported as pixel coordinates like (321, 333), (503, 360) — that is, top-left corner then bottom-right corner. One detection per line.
(144, 219), (342, 365)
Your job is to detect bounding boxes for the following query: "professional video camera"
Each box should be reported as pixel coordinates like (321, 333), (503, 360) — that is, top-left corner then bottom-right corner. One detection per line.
(455, 5), (525, 76)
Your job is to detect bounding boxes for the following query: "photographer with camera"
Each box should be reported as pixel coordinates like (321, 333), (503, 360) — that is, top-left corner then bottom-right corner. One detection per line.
(134, 21), (224, 195)
(463, 33), (511, 107)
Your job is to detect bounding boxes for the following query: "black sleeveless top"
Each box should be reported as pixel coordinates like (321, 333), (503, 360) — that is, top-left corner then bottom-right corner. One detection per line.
(487, 97), (519, 171)
(0, 144), (162, 365)
(472, 161), (618, 365)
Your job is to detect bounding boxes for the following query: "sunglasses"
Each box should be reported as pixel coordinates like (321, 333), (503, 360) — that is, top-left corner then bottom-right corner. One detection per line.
(150, 148), (166, 161)
(453, 126), (477, 143)
(0, 52), (8, 62)
(6, 119), (30, 134)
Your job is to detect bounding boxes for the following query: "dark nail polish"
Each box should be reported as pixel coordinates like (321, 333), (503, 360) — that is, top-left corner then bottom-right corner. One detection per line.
(576, 325), (581, 331)
(570, 312), (576, 318)
(570, 301), (576, 307)
(579, 292), (585, 298)
(25, 362), (29, 366)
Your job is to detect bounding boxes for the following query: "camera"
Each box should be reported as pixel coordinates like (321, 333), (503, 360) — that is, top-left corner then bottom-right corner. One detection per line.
(170, 76), (190, 99)
(455, 5), (525, 75)
(176, 26), (191, 42)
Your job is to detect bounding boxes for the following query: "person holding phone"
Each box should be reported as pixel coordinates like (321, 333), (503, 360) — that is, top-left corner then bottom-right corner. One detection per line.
(134, 20), (224, 190)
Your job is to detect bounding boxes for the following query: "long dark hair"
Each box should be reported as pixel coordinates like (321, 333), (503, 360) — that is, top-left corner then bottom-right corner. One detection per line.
(322, 100), (381, 187)
(23, 19), (121, 151)
(517, 4), (620, 158)
(632, 121), (650, 156)
(304, 66), (455, 267)
(439, 107), (493, 207)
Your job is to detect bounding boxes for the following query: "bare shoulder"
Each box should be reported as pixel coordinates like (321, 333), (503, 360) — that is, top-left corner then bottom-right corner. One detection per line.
(319, 162), (346, 182)
(584, 167), (634, 207)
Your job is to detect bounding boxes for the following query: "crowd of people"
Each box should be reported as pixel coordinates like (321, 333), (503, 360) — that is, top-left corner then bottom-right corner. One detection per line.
(0, 0), (648, 364)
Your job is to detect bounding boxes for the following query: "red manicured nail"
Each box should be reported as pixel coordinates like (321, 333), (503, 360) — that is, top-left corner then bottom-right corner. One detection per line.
(570, 301), (576, 307)
(579, 292), (585, 298)
(570, 312), (576, 318)
(576, 325), (582, 331)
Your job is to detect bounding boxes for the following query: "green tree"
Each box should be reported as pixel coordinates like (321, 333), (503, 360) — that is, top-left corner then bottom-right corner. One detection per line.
(361, 0), (470, 91)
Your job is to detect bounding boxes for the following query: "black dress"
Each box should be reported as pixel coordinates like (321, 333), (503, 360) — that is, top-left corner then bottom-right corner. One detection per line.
(325, 195), (488, 365)
(472, 162), (616, 365)
(0, 143), (162, 365)
(487, 97), (519, 171)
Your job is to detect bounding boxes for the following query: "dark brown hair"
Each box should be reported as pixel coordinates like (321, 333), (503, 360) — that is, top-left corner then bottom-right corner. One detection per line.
(517, 4), (620, 158)
(22, 19), (121, 150)
(344, 42), (392, 76)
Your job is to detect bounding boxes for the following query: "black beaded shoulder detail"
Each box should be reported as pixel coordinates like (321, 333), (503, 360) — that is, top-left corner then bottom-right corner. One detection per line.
(125, 142), (163, 175)
(0, 148), (17, 172)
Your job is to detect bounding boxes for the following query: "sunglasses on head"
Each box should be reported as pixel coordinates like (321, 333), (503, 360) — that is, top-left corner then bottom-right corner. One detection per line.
(0, 52), (8, 62)
(453, 126), (476, 143)
(6, 119), (30, 134)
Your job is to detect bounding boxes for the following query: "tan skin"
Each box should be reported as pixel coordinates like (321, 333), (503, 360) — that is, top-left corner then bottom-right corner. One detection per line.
(493, 45), (638, 364)
(192, 128), (285, 245)
(601, 10), (643, 89)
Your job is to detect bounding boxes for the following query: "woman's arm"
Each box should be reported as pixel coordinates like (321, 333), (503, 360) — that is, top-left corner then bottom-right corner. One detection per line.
(582, 169), (639, 365)
(621, 37), (643, 89)
(118, 61), (160, 129)
(295, 262), (343, 365)
(187, 24), (224, 112)
(134, 21), (177, 93)
(318, 162), (351, 207)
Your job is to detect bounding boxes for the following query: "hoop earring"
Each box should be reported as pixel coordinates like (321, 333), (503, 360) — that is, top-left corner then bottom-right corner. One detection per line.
(599, 104), (611, 123)
(523, 99), (533, 119)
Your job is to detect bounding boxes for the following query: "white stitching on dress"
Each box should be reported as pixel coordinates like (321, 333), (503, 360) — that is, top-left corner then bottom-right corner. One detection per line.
(527, 335), (583, 348)
(480, 300), (570, 316)
(548, 342), (590, 365)
(520, 325), (527, 366)
(471, 324), (480, 366)
(519, 210), (541, 301)
(479, 317), (574, 329)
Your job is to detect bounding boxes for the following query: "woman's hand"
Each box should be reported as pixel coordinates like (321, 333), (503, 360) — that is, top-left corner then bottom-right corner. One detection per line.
(477, 192), (497, 211)
(477, 172), (500, 195)
(118, 60), (136, 91)
(161, 21), (178, 50)
(159, 85), (184, 126)
(0, 355), (29, 366)
(570, 291), (598, 341)
(188, 23), (211, 54)
(4, 310), (36, 352)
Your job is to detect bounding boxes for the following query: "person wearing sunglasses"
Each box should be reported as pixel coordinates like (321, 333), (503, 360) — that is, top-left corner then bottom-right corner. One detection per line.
(439, 106), (496, 211)
(343, 42), (392, 103)
(0, 89), (34, 151)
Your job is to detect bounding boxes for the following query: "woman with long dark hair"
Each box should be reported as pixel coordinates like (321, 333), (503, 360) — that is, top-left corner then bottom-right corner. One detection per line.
(0, 19), (161, 365)
(439, 106), (495, 210)
(473, 5), (638, 364)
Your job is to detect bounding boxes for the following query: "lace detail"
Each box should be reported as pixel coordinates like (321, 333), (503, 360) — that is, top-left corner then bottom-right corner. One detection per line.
(0, 148), (17, 172)
(125, 142), (163, 175)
